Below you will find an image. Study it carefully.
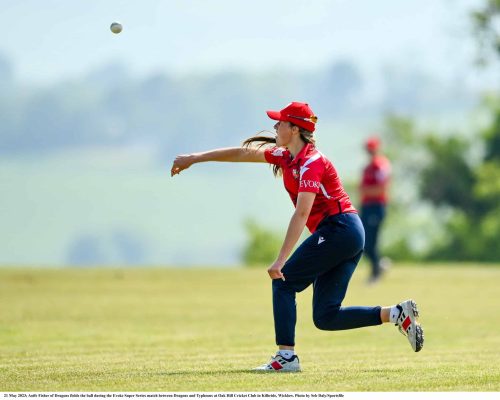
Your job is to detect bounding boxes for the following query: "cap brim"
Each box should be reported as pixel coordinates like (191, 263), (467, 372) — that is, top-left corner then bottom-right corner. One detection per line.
(266, 110), (282, 121)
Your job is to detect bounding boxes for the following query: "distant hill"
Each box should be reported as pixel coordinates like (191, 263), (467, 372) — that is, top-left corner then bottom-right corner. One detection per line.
(1, 55), (479, 160)
(0, 55), (484, 266)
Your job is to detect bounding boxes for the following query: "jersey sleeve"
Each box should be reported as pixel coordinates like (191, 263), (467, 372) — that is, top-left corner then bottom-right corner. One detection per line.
(264, 147), (287, 165)
(298, 159), (325, 193)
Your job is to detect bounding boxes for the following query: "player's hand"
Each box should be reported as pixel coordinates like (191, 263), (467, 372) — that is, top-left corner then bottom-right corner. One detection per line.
(268, 259), (285, 280)
(171, 154), (196, 176)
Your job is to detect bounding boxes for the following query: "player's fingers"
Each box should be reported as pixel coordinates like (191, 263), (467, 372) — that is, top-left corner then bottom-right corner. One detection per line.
(171, 165), (181, 177)
(268, 269), (284, 280)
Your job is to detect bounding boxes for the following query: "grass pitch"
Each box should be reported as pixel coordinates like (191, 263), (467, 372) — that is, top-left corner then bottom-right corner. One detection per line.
(1, 264), (499, 391)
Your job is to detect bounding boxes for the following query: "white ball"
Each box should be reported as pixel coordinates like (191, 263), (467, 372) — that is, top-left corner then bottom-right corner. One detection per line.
(110, 22), (122, 34)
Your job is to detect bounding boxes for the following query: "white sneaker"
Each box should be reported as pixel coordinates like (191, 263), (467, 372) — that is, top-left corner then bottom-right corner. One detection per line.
(395, 299), (424, 352)
(253, 354), (301, 372)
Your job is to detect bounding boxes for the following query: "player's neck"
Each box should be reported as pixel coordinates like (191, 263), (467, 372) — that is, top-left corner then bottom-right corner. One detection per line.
(287, 139), (306, 159)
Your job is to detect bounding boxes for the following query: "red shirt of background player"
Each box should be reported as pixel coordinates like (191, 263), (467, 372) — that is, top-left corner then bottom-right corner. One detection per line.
(361, 155), (391, 205)
(361, 137), (391, 205)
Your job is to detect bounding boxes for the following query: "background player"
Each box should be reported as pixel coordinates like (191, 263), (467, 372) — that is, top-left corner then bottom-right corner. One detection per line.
(359, 136), (391, 284)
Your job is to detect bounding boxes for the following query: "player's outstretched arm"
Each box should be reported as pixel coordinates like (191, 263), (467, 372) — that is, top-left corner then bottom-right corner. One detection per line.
(171, 147), (266, 176)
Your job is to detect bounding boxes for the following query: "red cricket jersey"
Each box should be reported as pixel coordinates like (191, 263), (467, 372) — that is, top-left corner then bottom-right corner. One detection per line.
(264, 144), (357, 233)
(361, 155), (391, 205)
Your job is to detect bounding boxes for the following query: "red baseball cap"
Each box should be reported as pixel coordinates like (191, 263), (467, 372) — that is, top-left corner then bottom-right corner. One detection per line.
(365, 136), (381, 151)
(266, 102), (318, 132)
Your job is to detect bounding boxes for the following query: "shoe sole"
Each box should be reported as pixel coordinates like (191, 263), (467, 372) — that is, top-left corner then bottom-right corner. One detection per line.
(253, 368), (301, 373)
(408, 300), (424, 352)
(415, 324), (424, 352)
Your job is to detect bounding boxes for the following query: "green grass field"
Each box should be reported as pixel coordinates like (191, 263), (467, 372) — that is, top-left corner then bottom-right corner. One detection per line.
(1, 264), (499, 392)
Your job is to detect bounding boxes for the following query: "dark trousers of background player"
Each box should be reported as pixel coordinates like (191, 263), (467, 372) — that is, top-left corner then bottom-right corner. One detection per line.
(360, 203), (386, 280)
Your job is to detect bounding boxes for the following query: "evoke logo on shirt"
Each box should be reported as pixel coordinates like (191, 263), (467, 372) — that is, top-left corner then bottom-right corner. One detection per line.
(299, 180), (320, 189)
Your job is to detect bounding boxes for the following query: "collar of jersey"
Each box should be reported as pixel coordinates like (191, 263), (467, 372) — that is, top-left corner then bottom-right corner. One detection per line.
(288, 143), (315, 166)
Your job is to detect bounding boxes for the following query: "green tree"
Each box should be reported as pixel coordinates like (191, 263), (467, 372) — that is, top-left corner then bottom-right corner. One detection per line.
(379, 112), (446, 261)
(379, 0), (500, 262)
(472, 0), (500, 65)
(419, 136), (478, 216)
(416, 99), (500, 261)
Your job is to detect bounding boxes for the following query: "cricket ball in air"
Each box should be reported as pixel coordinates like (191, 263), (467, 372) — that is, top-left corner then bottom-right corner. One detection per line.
(110, 22), (123, 34)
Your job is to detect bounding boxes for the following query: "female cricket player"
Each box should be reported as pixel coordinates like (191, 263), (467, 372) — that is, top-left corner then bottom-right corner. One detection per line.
(171, 102), (424, 372)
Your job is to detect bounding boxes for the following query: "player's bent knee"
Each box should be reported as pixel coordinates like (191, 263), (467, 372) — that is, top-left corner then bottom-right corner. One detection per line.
(313, 307), (341, 331)
(313, 316), (328, 330)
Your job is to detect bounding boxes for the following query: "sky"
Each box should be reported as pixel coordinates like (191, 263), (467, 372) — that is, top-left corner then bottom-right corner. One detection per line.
(0, 0), (492, 86)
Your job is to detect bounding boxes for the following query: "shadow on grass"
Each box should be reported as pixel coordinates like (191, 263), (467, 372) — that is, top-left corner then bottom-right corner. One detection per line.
(156, 367), (405, 376)
(156, 369), (301, 376)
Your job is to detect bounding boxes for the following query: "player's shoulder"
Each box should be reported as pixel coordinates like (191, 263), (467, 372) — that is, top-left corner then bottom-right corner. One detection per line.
(302, 148), (329, 171)
(268, 146), (289, 157)
(373, 155), (391, 168)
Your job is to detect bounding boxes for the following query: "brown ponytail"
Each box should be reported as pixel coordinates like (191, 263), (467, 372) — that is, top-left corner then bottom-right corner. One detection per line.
(242, 131), (281, 177)
(243, 125), (316, 177)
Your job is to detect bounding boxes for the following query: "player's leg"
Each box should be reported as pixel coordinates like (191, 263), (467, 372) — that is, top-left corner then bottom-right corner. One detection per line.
(313, 264), (424, 352)
(254, 213), (365, 372)
(254, 237), (319, 372)
(312, 251), (382, 330)
(361, 204), (383, 282)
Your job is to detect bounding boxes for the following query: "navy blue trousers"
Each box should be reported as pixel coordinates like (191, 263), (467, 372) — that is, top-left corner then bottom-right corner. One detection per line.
(360, 203), (386, 279)
(273, 213), (382, 346)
